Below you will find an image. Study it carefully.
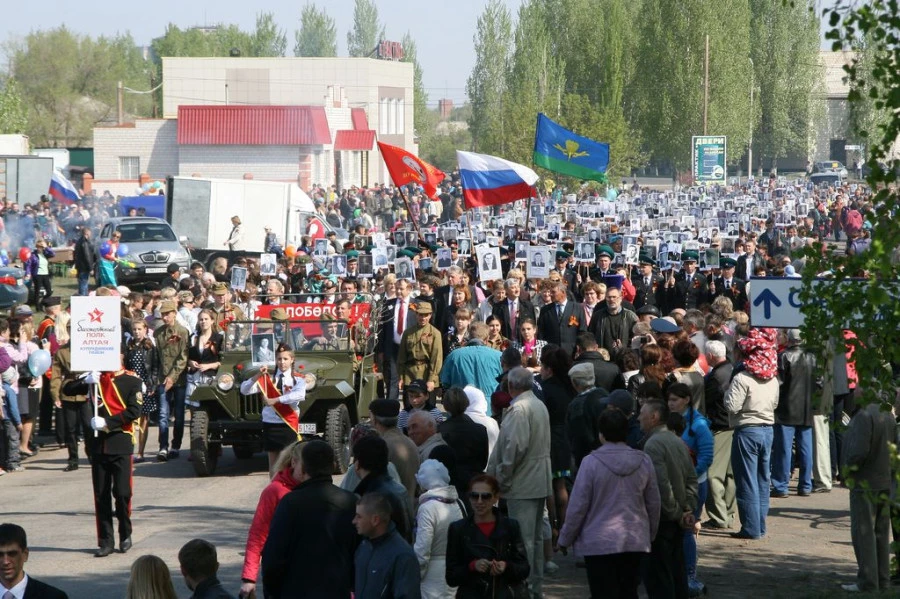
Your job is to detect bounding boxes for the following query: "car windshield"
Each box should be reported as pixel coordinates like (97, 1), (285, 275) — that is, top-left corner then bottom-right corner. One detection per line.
(223, 320), (351, 352)
(116, 223), (177, 243)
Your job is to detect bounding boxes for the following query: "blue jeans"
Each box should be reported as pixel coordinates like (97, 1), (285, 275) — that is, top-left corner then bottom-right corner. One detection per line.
(684, 480), (708, 579)
(732, 425), (773, 538)
(157, 384), (186, 452)
(77, 271), (91, 296)
(771, 424), (813, 494)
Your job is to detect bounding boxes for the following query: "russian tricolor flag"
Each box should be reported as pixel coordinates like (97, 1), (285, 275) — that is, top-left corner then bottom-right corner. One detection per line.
(48, 171), (80, 204)
(457, 150), (539, 209)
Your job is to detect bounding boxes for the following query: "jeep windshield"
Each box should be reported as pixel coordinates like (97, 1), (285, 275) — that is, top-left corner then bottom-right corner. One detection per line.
(223, 320), (351, 352)
(116, 223), (178, 243)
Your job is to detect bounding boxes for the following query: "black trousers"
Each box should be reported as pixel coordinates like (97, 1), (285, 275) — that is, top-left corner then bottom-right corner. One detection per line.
(32, 274), (52, 309)
(61, 401), (93, 465)
(92, 453), (133, 548)
(585, 552), (642, 599)
(641, 520), (688, 599)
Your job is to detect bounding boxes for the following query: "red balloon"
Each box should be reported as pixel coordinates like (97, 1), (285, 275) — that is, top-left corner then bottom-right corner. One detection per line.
(18, 247), (31, 262)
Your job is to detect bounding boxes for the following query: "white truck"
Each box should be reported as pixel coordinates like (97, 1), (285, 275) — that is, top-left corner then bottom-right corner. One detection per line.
(164, 176), (346, 264)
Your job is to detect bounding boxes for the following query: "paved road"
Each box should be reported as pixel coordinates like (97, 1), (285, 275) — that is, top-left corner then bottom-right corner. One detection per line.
(2, 428), (864, 599)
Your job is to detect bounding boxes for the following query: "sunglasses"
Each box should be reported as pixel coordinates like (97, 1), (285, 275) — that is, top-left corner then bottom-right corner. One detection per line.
(468, 492), (494, 502)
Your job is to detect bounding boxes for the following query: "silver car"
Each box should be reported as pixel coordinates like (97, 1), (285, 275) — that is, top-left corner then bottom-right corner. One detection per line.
(98, 217), (192, 285)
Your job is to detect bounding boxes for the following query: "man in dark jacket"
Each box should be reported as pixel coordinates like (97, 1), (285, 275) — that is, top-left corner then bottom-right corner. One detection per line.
(352, 436), (415, 542)
(537, 281), (586, 356)
(703, 340), (736, 529)
(178, 539), (234, 599)
(353, 493), (421, 599)
(572, 333), (625, 392)
(73, 226), (98, 296)
(771, 329), (816, 497)
(261, 441), (358, 599)
(437, 388), (488, 489)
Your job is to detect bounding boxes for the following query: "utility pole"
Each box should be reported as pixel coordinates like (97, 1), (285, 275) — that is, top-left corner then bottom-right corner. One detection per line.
(117, 81), (124, 125)
(703, 34), (709, 136)
(748, 57), (754, 181)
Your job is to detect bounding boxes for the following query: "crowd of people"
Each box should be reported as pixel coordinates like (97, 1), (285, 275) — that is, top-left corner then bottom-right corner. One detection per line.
(1, 171), (898, 598)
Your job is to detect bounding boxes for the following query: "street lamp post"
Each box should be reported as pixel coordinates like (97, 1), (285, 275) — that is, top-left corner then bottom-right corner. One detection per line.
(748, 57), (754, 182)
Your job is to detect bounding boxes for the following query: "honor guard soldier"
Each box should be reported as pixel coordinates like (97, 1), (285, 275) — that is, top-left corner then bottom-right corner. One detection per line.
(710, 256), (749, 311)
(589, 245), (616, 281)
(631, 254), (666, 311)
(64, 365), (142, 558)
(210, 282), (246, 331)
(397, 301), (443, 394)
(667, 250), (709, 310)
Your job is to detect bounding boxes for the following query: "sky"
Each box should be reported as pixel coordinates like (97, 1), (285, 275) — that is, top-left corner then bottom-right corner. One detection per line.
(5, 0), (835, 110)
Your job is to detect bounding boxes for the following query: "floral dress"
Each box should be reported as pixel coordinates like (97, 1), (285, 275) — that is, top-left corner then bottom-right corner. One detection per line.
(125, 339), (158, 415)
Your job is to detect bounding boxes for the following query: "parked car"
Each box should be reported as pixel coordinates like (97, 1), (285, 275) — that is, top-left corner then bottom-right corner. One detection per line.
(0, 266), (29, 308)
(809, 172), (843, 188)
(813, 160), (849, 179)
(97, 217), (191, 285)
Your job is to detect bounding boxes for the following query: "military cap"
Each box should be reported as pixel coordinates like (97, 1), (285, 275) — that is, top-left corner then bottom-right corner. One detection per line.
(650, 316), (681, 334)
(269, 308), (289, 321)
(720, 257), (737, 269)
(159, 300), (178, 314)
(411, 301), (433, 315)
(211, 282), (229, 296)
(597, 245), (615, 259)
(639, 254), (656, 266)
(636, 304), (660, 318)
(345, 250), (360, 260)
(681, 250), (699, 263)
(555, 250), (571, 260)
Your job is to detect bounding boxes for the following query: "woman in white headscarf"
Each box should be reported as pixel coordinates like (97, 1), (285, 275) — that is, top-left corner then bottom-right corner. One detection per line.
(463, 385), (499, 456)
(415, 459), (465, 599)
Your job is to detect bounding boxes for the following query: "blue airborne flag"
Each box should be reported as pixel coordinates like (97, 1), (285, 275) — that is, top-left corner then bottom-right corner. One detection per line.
(533, 113), (610, 182)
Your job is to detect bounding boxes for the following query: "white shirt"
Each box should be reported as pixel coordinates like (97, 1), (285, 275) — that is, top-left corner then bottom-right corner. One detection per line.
(240, 370), (307, 424)
(1, 574), (28, 599)
(393, 297), (409, 344)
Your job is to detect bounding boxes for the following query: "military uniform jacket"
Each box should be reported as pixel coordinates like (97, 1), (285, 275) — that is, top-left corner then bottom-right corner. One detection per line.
(711, 276), (748, 311)
(63, 372), (142, 455)
(668, 271), (709, 310)
(397, 323), (443, 386)
(631, 272), (666, 310)
(212, 303), (246, 331)
(154, 323), (190, 386)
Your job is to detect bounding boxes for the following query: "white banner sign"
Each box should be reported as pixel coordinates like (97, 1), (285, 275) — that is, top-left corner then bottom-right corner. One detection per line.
(70, 296), (122, 372)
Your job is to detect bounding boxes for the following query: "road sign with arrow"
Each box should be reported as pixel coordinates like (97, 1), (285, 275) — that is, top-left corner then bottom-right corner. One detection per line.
(748, 277), (806, 328)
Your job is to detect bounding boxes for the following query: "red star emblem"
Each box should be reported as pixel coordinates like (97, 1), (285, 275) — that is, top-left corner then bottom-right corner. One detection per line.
(88, 308), (104, 323)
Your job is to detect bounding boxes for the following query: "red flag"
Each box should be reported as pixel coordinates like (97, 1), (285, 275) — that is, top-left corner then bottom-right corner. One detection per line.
(377, 141), (446, 199)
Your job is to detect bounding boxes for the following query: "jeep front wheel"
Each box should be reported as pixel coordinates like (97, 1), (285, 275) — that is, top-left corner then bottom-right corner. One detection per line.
(190, 410), (219, 476)
(325, 403), (352, 474)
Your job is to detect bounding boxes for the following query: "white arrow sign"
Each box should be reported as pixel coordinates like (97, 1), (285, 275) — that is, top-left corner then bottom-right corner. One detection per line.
(748, 277), (806, 328)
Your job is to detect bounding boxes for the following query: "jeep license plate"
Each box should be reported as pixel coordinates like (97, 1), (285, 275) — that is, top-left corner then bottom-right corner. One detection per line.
(300, 423), (317, 434)
(145, 267), (168, 274)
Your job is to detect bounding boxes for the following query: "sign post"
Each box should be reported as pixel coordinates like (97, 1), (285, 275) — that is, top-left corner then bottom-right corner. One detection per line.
(692, 136), (727, 186)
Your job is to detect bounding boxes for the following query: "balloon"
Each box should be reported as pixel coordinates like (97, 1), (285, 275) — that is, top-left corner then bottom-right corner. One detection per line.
(152, 181), (162, 189)
(18, 247), (31, 262)
(117, 244), (130, 257)
(100, 242), (112, 257)
(28, 349), (52, 378)
(284, 244), (296, 258)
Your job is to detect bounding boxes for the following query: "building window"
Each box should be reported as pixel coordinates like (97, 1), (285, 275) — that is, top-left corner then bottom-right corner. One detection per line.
(396, 99), (405, 134)
(119, 156), (140, 179)
(379, 99), (389, 135)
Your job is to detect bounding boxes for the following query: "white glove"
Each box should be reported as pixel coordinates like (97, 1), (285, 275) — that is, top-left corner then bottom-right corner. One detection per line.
(90, 416), (107, 431)
(84, 371), (101, 385)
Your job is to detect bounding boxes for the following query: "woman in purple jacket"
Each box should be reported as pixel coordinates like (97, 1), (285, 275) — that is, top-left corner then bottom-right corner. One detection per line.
(558, 409), (661, 599)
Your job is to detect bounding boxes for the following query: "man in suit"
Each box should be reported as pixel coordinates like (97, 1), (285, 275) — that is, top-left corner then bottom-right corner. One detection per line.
(493, 279), (535, 343)
(0, 523), (68, 598)
(378, 279), (416, 401)
(667, 251), (709, 311)
(537, 280), (586, 356)
(736, 239), (767, 281)
(631, 254), (665, 311)
(710, 257), (748, 311)
(481, 251), (498, 273)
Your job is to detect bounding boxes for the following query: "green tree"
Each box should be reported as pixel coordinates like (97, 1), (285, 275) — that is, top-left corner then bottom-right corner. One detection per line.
(400, 32), (429, 135)
(749, 0), (822, 172)
(346, 0), (384, 58)
(250, 12), (287, 57)
(11, 27), (152, 146)
(466, 0), (512, 155)
(630, 0), (753, 169)
(0, 78), (28, 134)
(294, 3), (338, 57)
(420, 121), (473, 173)
(846, 32), (892, 153)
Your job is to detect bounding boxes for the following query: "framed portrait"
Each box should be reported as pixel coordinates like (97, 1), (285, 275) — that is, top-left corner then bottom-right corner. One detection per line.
(251, 333), (276, 366)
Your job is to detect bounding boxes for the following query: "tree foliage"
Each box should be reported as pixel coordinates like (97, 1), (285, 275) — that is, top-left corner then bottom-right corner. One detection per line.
(152, 13), (286, 59)
(0, 78), (29, 135)
(346, 0), (384, 58)
(799, 1), (900, 419)
(10, 27), (152, 147)
(400, 32), (428, 135)
(466, 0), (512, 156)
(294, 3), (338, 57)
(250, 12), (287, 58)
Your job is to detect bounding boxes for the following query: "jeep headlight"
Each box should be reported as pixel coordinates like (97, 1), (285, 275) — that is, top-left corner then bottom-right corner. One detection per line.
(303, 373), (317, 391)
(217, 373), (235, 391)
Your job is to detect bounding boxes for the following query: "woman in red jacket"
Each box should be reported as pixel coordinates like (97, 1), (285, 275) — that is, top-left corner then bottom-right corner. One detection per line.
(239, 441), (302, 598)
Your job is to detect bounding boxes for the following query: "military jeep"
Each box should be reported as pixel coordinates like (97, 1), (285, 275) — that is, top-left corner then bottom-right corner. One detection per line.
(188, 307), (379, 476)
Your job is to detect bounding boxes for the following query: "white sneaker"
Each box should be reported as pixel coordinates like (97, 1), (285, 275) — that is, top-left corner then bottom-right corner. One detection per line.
(544, 560), (559, 574)
(840, 583), (860, 592)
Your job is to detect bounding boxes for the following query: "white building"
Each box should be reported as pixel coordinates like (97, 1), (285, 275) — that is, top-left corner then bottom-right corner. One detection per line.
(92, 56), (415, 194)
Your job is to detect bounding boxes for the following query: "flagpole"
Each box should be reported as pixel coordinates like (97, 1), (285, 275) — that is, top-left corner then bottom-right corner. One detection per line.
(395, 184), (424, 242)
